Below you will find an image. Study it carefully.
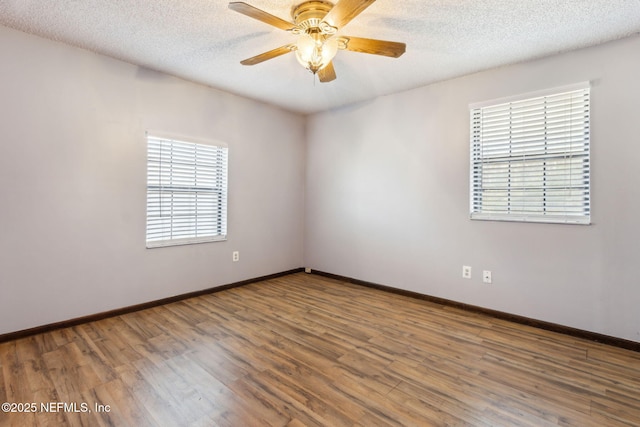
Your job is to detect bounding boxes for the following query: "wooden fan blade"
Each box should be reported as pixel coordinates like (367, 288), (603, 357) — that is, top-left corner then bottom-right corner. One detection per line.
(318, 62), (337, 82)
(240, 44), (295, 65)
(229, 2), (296, 31)
(322, 0), (377, 30)
(340, 36), (406, 58)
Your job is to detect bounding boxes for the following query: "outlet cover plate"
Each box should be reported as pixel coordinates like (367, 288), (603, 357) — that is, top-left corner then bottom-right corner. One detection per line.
(462, 266), (471, 279)
(483, 270), (492, 283)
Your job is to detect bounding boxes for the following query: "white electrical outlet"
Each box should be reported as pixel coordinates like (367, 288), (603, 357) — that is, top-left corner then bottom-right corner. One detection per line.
(462, 266), (472, 279)
(305, 267), (311, 273)
(483, 270), (492, 284)
(232, 251), (239, 262)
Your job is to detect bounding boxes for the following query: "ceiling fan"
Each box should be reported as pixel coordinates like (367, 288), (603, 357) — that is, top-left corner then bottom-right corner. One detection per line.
(228, 0), (406, 82)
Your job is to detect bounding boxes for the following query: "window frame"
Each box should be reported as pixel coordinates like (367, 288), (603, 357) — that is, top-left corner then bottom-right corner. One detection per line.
(145, 132), (228, 248)
(469, 82), (591, 225)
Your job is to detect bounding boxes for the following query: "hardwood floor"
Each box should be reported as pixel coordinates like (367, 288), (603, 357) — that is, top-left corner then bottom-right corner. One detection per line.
(1, 273), (639, 426)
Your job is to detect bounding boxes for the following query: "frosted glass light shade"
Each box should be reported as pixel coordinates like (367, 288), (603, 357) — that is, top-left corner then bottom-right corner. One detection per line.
(295, 34), (338, 73)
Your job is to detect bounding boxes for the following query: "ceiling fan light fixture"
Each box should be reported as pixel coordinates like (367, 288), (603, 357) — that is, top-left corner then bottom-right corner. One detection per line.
(229, 0), (406, 82)
(294, 32), (338, 74)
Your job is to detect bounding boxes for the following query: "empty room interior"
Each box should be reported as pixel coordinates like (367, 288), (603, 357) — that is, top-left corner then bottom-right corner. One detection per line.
(1, 0), (640, 426)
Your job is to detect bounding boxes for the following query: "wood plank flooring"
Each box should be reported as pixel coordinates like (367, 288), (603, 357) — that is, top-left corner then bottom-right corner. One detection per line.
(1, 272), (640, 426)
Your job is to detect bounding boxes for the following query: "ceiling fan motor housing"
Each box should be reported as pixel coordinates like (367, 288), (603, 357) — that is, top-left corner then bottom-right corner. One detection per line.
(292, 0), (335, 32)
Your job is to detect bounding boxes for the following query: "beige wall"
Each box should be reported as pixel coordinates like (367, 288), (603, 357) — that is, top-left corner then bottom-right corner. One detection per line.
(0, 26), (305, 334)
(305, 35), (640, 342)
(2, 23), (640, 344)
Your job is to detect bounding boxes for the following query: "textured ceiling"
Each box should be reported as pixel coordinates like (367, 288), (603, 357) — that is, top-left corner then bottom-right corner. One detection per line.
(1, 0), (640, 114)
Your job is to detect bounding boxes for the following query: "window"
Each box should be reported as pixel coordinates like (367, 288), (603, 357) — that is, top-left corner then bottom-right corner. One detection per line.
(146, 134), (228, 248)
(470, 83), (590, 224)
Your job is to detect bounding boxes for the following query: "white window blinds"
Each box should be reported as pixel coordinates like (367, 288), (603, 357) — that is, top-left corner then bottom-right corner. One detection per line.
(470, 84), (591, 224)
(146, 134), (228, 247)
